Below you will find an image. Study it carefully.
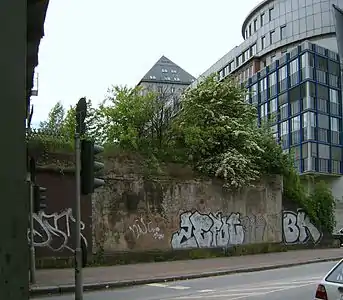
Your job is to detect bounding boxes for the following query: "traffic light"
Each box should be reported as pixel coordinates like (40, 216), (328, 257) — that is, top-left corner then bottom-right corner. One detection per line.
(33, 185), (47, 213)
(81, 139), (105, 195)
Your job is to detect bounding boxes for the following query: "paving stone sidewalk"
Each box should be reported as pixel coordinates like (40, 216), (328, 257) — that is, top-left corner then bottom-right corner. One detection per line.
(30, 248), (342, 296)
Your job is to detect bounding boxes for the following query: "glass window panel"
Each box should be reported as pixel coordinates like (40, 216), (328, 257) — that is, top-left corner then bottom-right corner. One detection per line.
(289, 86), (300, 101)
(269, 98), (277, 113)
(317, 85), (329, 100)
(330, 89), (339, 103)
(289, 59), (298, 74)
(302, 112), (316, 127)
(278, 92), (287, 105)
(291, 116), (301, 131)
(318, 114), (329, 129)
(328, 60), (340, 76)
(331, 117), (339, 132)
(310, 142), (317, 157)
(302, 143), (308, 158)
(332, 146), (342, 161)
(318, 144), (330, 159)
(280, 120), (289, 135)
(316, 56), (328, 72)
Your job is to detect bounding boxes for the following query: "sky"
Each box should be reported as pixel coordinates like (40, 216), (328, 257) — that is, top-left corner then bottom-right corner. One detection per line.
(31, 0), (262, 127)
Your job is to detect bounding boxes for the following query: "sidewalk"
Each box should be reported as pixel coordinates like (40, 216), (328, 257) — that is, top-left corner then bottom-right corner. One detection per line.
(30, 248), (342, 296)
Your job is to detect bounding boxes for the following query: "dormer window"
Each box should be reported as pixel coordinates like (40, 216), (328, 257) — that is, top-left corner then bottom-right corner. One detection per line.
(162, 68), (168, 73)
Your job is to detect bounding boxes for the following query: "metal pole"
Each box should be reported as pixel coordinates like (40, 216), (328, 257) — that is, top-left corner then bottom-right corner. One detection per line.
(28, 175), (36, 284)
(75, 132), (83, 300)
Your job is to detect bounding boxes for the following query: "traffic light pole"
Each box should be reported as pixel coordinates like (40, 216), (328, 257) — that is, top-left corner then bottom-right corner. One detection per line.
(74, 131), (83, 300)
(28, 177), (36, 284)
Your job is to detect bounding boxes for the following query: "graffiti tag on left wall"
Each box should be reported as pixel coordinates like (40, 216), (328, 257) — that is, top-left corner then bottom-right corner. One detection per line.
(171, 211), (244, 249)
(28, 208), (88, 253)
(129, 216), (164, 240)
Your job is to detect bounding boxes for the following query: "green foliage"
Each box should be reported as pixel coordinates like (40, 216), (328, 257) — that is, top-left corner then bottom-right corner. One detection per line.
(170, 74), (287, 189)
(39, 101), (65, 135)
(34, 76), (336, 231)
(282, 154), (336, 232)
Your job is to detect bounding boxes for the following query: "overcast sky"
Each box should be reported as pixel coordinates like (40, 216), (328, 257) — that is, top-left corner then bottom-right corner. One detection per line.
(31, 0), (262, 126)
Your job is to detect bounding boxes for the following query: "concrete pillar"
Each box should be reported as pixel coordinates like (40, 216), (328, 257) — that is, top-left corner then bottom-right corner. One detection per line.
(0, 0), (29, 299)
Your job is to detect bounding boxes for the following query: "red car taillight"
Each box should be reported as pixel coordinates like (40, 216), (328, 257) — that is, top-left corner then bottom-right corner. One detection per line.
(315, 284), (328, 300)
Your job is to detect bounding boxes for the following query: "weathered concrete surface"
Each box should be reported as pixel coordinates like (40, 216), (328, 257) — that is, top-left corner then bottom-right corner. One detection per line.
(92, 156), (283, 253)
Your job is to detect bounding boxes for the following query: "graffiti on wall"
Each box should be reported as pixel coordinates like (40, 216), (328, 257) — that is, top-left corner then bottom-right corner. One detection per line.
(171, 211), (245, 249)
(171, 209), (323, 249)
(28, 208), (88, 253)
(129, 216), (164, 240)
(283, 209), (322, 244)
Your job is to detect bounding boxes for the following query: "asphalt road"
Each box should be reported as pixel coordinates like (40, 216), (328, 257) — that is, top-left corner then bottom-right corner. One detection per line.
(35, 260), (338, 300)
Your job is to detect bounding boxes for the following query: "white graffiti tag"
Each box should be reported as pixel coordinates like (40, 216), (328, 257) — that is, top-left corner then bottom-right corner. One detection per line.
(283, 209), (322, 244)
(28, 208), (88, 253)
(171, 211), (244, 249)
(129, 217), (164, 240)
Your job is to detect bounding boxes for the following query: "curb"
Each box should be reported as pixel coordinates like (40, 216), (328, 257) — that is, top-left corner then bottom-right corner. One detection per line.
(30, 256), (342, 297)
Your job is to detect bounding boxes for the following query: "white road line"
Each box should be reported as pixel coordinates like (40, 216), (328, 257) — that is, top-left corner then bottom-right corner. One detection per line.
(199, 289), (216, 293)
(146, 282), (191, 290)
(171, 282), (316, 299)
(146, 283), (169, 288)
(168, 286), (191, 290)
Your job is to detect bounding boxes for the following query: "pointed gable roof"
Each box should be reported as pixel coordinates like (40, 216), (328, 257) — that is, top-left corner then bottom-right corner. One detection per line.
(139, 55), (195, 85)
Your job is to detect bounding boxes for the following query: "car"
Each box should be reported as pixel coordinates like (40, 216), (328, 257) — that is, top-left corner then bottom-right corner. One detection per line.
(333, 228), (343, 246)
(314, 258), (343, 299)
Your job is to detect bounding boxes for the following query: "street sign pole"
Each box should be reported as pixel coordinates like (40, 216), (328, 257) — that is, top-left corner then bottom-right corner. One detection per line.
(28, 157), (36, 284)
(75, 98), (87, 300)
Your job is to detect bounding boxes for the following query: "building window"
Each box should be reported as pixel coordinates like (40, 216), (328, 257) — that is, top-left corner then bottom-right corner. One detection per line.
(269, 72), (277, 98)
(261, 36), (266, 49)
(289, 59), (299, 87)
(261, 13), (266, 26)
(249, 24), (252, 36)
(329, 88), (339, 115)
(158, 86), (163, 93)
(269, 98), (277, 115)
(260, 102), (268, 120)
(259, 77), (267, 102)
(254, 19), (257, 31)
(162, 68), (168, 73)
(302, 112), (316, 141)
(251, 83), (258, 104)
(250, 43), (257, 56)
(331, 117), (340, 144)
(269, 7), (274, 21)
(280, 25), (286, 40)
(317, 85), (329, 113)
(280, 120), (289, 148)
(318, 113), (329, 143)
(279, 65), (287, 92)
(270, 30), (275, 44)
(171, 87), (175, 93)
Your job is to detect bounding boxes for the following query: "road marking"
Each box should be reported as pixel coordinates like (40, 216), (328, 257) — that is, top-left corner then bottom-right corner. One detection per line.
(146, 283), (169, 288)
(199, 289), (215, 293)
(170, 281), (316, 299)
(146, 282), (191, 290)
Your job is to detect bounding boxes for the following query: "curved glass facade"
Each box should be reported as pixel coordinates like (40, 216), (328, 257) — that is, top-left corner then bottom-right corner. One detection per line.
(245, 41), (341, 175)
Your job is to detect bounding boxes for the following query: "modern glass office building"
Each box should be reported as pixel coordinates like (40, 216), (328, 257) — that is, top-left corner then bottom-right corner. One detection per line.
(190, 1), (343, 225)
(245, 40), (342, 175)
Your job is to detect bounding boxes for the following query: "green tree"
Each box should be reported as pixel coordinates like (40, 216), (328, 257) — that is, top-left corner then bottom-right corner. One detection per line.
(170, 74), (287, 189)
(39, 101), (65, 134)
(61, 99), (99, 142)
(96, 85), (159, 150)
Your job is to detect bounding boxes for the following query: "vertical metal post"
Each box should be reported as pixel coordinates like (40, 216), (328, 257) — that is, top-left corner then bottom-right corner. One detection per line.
(75, 132), (83, 300)
(28, 177), (36, 284)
